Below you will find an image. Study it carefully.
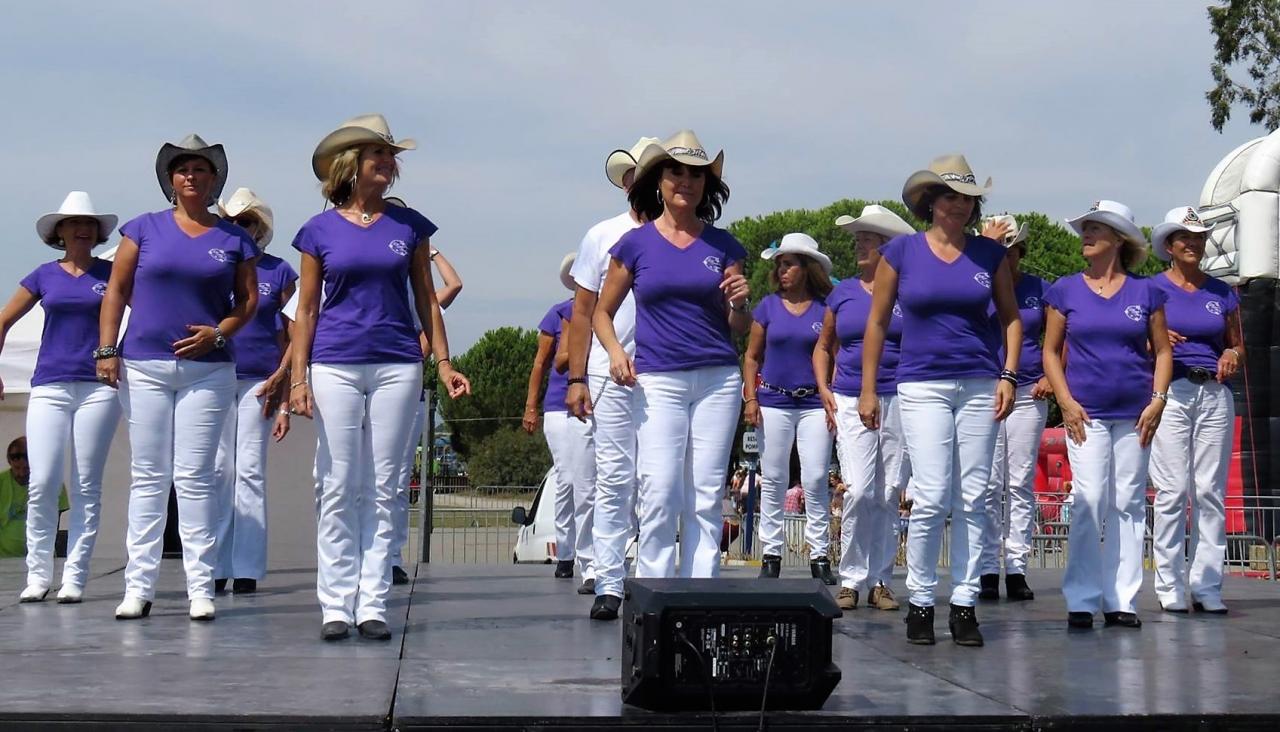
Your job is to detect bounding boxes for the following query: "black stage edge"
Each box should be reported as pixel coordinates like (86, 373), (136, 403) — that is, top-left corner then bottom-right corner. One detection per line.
(2, 561), (1280, 730)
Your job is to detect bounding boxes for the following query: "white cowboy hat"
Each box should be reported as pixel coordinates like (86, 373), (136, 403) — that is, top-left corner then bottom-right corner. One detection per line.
(760, 232), (833, 275)
(35, 191), (117, 249)
(834, 204), (915, 241)
(218, 187), (275, 247)
(1150, 206), (1213, 262)
(1064, 199), (1148, 248)
(902, 154), (993, 220)
(312, 114), (417, 181)
(605, 136), (661, 189)
(982, 214), (1029, 248)
(156, 133), (229, 206)
(632, 130), (725, 184)
(559, 253), (577, 292)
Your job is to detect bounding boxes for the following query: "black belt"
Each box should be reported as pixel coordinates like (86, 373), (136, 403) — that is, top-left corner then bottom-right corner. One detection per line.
(760, 380), (817, 399)
(1186, 367), (1214, 385)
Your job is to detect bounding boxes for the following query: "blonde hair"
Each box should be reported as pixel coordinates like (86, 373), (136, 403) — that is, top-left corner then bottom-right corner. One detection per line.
(321, 145), (400, 206)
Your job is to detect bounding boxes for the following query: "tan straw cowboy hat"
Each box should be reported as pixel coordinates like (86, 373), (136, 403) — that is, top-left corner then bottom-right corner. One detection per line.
(605, 137), (661, 189)
(218, 187), (275, 247)
(156, 133), (229, 206)
(632, 130), (725, 183)
(35, 191), (117, 249)
(901, 154), (992, 220)
(835, 204), (916, 241)
(312, 114), (417, 181)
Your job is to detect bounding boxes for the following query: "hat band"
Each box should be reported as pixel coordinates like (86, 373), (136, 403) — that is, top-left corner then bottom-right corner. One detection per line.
(667, 146), (708, 160)
(940, 172), (976, 184)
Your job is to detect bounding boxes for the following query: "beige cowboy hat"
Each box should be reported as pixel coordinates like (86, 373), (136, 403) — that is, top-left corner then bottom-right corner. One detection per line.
(902, 154), (992, 220)
(156, 133), (229, 206)
(605, 136), (661, 189)
(982, 214), (1029, 248)
(835, 204), (915, 241)
(559, 253), (577, 292)
(312, 114), (417, 181)
(35, 191), (117, 249)
(218, 187), (275, 247)
(632, 130), (725, 184)
(760, 232), (833, 274)
(1151, 206), (1213, 262)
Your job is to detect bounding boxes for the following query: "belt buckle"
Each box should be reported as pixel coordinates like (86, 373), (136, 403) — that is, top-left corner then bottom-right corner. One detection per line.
(1187, 367), (1211, 384)
(791, 387), (814, 398)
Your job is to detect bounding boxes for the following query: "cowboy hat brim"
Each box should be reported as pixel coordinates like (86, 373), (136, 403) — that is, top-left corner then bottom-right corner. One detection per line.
(312, 128), (417, 181)
(605, 149), (638, 189)
(1065, 211), (1148, 248)
(632, 142), (725, 184)
(835, 212), (916, 241)
(1150, 221), (1212, 261)
(156, 142), (229, 206)
(902, 170), (992, 219)
(559, 253), (577, 292)
(760, 242), (833, 275)
(218, 200), (274, 248)
(35, 212), (117, 249)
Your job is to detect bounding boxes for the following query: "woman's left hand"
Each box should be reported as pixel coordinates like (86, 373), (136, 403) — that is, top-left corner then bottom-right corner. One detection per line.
(1137, 397), (1166, 448)
(1217, 349), (1240, 382)
(272, 410), (291, 442)
(1030, 377), (1053, 400)
(439, 362), (472, 398)
(720, 272), (750, 308)
(994, 379), (1015, 420)
(174, 324), (219, 359)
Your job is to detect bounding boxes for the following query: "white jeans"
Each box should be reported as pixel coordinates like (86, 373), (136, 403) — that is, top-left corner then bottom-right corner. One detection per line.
(543, 410), (577, 562)
(1150, 379), (1234, 606)
(588, 375), (637, 598)
(311, 362), (420, 625)
(390, 399), (426, 566)
(633, 365), (742, 581)
(834, 393), (906, 592)
(981, 385), (1047, 576)
(24, 381), (121, 589)
(1063, 419), (1149, 614)
(565, 413), (596, 579)
(758, 406), (832, 560)
(120, 360), (236, 601)
(213, 379), (272, 581)
(897, 378), (998, 608)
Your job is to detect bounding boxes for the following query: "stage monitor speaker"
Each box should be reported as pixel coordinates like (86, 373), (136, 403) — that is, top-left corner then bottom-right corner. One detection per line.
(621, 578), (841, 712)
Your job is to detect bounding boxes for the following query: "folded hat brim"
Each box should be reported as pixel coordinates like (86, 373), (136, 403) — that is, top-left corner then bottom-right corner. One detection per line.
(35, 212), (117, 249)
(1065, 211), (1148, 248)
(1149, 221), (1212, 261)
(156, 142), (229, 206)
(632, 144), (724, 184)
(759, 243), (833, 274)
(902, 170), (992, 218)
(835, 212), (916, 240)
(605, 150), (638, 189)
(312, 127), (417, 181)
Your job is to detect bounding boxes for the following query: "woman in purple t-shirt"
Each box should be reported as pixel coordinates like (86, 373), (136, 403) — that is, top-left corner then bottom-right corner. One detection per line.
(1, 192), (120, 604)
(1043, 199), (1172, 630)
(592, 130), (750, 621)
(289, 115), (470, 642)
(816, 204), (916, 613)
(211, 188), (296, 595)
(861, 156), (1023, 648)
(1148, 206), (1243, 615)
(98, 135), (261, 622)
(743, 233), (834, 584)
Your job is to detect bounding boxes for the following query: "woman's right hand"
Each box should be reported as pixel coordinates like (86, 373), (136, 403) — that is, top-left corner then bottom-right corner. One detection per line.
(744, 399), (761, 428)
(1059, 397), (1090, 446)
(521, 406), (539, 434)
(289, 382), (314, 419)
(857, 391), (880, 431)
(97, 357), (120, 388)
(608, 349), (636, 387)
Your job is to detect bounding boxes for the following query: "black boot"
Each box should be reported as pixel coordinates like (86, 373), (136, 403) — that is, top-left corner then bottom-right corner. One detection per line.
(948, 604), (984, 647)
(760, 554), (781, 578)
(554, 560), (574, 579)
(1005, 574), (1034, 601)
(391, 566), (410, 586)
(978, 573), (1000, 601)
(590, 595), (621, 621)
(810, 557), (837, 586)
(905, 603), (935, 645)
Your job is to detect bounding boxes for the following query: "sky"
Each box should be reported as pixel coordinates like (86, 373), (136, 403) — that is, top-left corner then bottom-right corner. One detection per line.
(0, 1), (1269, 352)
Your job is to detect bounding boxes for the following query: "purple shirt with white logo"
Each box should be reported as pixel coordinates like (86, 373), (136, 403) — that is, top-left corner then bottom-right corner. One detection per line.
(989, 274), (1048, 387)
(233, 253), (298, 381)
(881, 232), (1005, 383)
(538, 299), (573, 413)
(293, 206), (437, 365)
(752, 294), (824, 409)
(826, 279), (904, 397)
(1151, 273), (1239, 379)
(19, 259), (113, 386)
(610, 222), (747, 374)
(1043, 274), (1168, 421)
(119, 210), (259, 363)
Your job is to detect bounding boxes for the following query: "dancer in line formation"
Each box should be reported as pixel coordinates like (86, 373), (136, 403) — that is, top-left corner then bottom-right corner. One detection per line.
(5, 117), (1244, 645)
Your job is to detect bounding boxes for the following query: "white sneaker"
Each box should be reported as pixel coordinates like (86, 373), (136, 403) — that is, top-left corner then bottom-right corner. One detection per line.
(56, 584), (84, 604)
(115, 596), (152, 620)
(189, 598), (216, 621)
(19, 584), (49, 603)
(1194, 596), (1229, 614)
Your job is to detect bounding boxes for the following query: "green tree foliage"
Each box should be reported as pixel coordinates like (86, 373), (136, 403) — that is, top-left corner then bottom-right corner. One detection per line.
(1207, 0), (1280, 131)
(464, 426), (551, 487)
(436, 326), (539, 459)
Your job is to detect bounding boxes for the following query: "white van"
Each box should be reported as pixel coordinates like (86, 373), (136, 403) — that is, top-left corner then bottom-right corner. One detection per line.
(509, 469), (558, 563)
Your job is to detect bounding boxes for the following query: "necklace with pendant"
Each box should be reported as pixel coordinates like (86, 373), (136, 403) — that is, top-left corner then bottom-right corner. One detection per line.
(360, 211), (372, 224)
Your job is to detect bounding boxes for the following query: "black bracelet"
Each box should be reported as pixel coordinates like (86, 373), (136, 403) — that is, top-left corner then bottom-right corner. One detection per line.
(567, 377), (588, 386)
(998, 369), (1018, 386)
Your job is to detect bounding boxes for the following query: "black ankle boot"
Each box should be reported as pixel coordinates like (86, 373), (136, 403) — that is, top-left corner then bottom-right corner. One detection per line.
(810, 557), (837, 585)
(1005, 574), (1034, 601)
(760, 554), (781, 578)
(905, 603), (935, 645)
(978, 573), (1000, 601)
(554, 560), (574, 579)
(949, 604), (984, 647)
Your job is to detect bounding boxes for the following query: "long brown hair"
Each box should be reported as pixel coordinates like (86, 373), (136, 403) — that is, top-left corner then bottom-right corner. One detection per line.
(768, 253), (833, 298)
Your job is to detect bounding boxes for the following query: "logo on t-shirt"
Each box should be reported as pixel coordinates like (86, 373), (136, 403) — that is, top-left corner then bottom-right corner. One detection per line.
(973, 272), (991, 288)
(811, 321), (823, 335)
(208, 249), (229, 263)
(1023, 296), (1040, 309)
(1124, 305), (1147, 322)
(258, 282), (273, 296)
(388, 240), (410, 256)
(1205, 300), (1223, 316)
(91, 282), (107, 297)
(702, 255), (723, 274)
(892, 302), (903, 319)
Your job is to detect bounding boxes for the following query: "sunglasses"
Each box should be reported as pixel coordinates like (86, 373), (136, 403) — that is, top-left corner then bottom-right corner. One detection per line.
(231, 217), (259, 229)
(8, 452), (26, 461)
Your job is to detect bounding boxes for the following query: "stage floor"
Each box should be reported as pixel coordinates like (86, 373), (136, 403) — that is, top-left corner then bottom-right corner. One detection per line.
(1, 559), (1279, 730)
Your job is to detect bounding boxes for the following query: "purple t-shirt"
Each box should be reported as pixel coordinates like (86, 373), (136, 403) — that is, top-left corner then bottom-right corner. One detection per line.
(19, 259), (113, 386)
(609, 222), (747, 374)
(537, 299), (573, 413)
(233, 253), (298, 381)
(881, 232), (1004, 383)
(752, 294), (824, 409)
(989, 274), (1048, 387)
(826, 279), (904, 397)
(293, 206), (438, 365)
(1151, 272), (1239, 379)
(1043, 274), (1168, 421)
(119, 210), (259, 363)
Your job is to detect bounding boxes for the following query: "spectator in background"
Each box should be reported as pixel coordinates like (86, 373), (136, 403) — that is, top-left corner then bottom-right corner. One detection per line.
(1, 438), (34, 557)
(783, 481), (806, 515)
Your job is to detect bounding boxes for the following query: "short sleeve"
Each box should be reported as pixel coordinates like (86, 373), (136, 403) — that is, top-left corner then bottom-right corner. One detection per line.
(18, 266), (42, 298)
(292, 221), (319, 258)
(1147, 280), (1169, 311)
(880, 233), (911, 273)
(537, 304), (562, 336)
(406, 207), (439, 243)
(278, 260), (299, 291)
(609, 229), (642, 271)
(718, 230), (748, 266)
(751, 296), (772, 327)
(1224, 284), (1240, 314)
(118, 213), (146, 244)
(1042, 279), (1068, 314)
(233, 229), (260, 262)
(571, 229), (604, 292)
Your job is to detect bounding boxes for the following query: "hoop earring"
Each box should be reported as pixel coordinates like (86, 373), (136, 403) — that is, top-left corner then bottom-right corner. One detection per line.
(656, 188), (665, 211)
